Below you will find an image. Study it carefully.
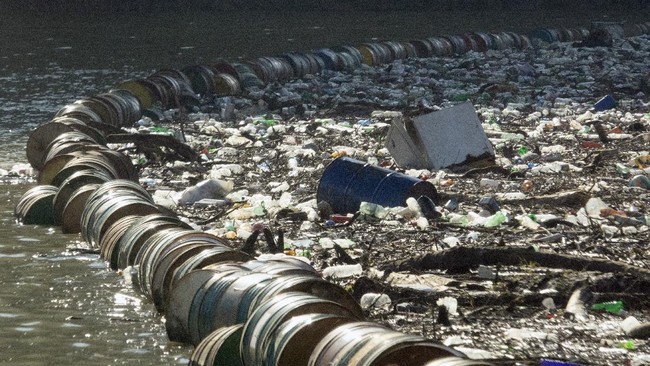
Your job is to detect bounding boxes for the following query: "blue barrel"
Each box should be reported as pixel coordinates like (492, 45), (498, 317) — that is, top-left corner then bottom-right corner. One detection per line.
(316, 157), (438, 214)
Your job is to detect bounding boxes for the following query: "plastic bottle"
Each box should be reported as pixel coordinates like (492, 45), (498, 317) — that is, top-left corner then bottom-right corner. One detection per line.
(615, 163), (631, 178)
(360, 293), (391, 310)
(484, 211), (506, 228)
(322, 263), (362, 279)
(591, 300), (624, 315)
(629, 175), (650, 189)
(518, 146), (528, 155)
(619, 340), (635, 350)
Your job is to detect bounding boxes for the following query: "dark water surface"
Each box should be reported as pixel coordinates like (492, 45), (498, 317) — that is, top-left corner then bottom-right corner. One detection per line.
(0, 7), (648, 365)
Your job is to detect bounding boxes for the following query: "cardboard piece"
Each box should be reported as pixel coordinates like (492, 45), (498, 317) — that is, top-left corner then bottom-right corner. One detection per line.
(385, 102), (495, 170)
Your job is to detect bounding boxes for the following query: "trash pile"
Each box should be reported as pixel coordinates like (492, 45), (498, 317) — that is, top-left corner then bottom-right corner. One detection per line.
(13, 21), (650, 365)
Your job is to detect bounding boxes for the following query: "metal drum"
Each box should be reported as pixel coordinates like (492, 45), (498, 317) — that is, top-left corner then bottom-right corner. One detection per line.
(169, 246), (253, 296)
(182, 65), (218, 96)
(317, 156), (438, 214)
(61, 183), (100, 234)
(266, 313), (355, 366)
(240, 292), (362, 366)
(150, 243), (235, 312)
(135, 229), (227, 298)
(55, 103), (104, 126)
(212, 73), (241, 96)
(14, 185), (58, 225)
(26, 118), (104, 170)
(195, 272), (277, 345)
(241, 274), (364, 322)
(307, 321), (464, 366)
(51, 169), (113, 226)
(189, 324), (244, 366)
(165, 269), (246, 344)
(116, 79), (158, 110)
(99, 215), (143, 263)
(83, 194), (160, 249)
(115, 213), (190, 270)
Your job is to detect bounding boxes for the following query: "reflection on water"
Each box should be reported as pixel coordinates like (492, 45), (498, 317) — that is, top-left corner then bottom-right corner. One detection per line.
(0, 185), (191, 365)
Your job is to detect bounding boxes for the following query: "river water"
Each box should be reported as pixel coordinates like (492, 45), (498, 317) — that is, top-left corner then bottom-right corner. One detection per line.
(0, 7), (648, 365)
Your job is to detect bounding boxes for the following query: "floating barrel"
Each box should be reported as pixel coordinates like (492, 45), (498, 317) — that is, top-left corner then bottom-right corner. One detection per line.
(51, 169), (113, 226)
(409, 39), (433, 58)
(334, 45), (363, 66)
(115, 213), (191, 270)
(146, 74), (177, 108)
(189, 324), (244, 366)
(61, 183), (100, 234)
(357, 42), (392, 66)
(15, 185), (58, 225)
(27, 120), (104, 171)
(55, 104), (104, 126)
(151, 244), (248, 312)
(280, 52), (311, 78)
(317, 156), (438, 214)
(307, 321), (464, 366)
(166, 269), (244, 343)
(246, 58), (277, 84)
(240, 273), (364, 321)
(49, 155), (118, 188)
(193, 271), (277, 345)
(529, 28), (561, 43)
(182, 65), (218, 96)
(168, 245), (252, 293)
(461, 34), (478, 52)
(335, 51), (357, 71)
(41, 134), (104, 170)
(427, 37), (454, 57)
(40, 148), (137, 186)
(243, 256), (318, 276)
(213, 60), (242, 81)
(240, 291), (362, 366)
(99, 215), (143, 263)
(231, 63), (264, 89)
(73, 96), (121, 127)
(107, 89), (143, 125)
(265, 313), (355, 366)
(303, 53), (325, 75)
(465, 32), (490, 52)
(80, 180), (156, 247)
(83, 194), (160, 249)
(381, 41), (408, 60)
(116, 79), (158, 110)
(313, 49), (340, 71)
(212, 73), (241, 96)
(443, 35), (468, 54)
(135, 229), (227, 298)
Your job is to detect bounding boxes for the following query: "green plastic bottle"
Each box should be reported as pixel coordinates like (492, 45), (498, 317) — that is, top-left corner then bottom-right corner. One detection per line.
(591, 300), (623, 314)
(484, 211), (506, 228)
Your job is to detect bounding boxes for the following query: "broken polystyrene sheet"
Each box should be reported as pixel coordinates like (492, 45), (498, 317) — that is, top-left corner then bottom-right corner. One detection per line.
(385, 102), (495, 170)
